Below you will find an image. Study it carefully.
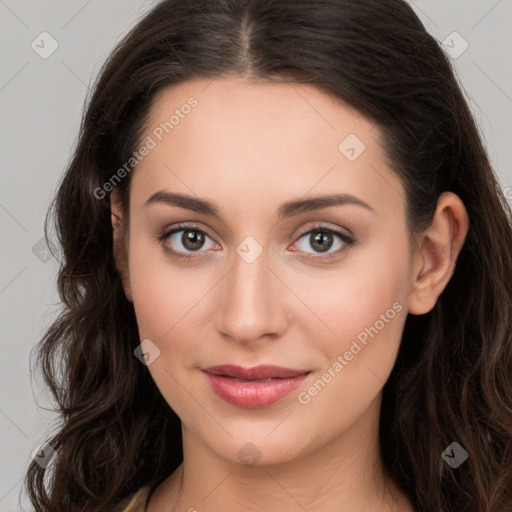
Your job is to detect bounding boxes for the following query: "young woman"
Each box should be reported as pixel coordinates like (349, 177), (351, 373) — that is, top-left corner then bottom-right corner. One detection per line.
(25, 0), (512, 511)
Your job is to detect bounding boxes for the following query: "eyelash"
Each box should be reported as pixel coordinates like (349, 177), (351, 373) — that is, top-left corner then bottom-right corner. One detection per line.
(157, 222), (355, 262)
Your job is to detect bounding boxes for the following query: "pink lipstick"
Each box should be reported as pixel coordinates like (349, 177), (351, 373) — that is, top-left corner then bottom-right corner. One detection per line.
(202, 364), (310, 408)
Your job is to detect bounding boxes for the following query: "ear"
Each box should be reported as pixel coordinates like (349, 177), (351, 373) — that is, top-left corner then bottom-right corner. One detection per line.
(111, 189), (133, 303)
(408, 191), (469, 315)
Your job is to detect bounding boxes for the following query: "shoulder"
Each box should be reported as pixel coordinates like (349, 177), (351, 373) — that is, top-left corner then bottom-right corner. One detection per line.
(113, 484), (153, 512)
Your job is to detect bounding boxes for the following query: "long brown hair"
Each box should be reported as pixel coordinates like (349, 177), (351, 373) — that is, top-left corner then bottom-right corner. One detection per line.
(25, 0), (512, 510)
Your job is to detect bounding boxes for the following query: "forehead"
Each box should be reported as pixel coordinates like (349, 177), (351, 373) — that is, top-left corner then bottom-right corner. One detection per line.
(146, 75), (373, 140)
(130, 76), (404, 220)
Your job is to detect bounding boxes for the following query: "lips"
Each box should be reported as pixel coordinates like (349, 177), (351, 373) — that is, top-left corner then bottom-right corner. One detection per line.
(202, 364), (311, 408)
(203, 364), (309, 380)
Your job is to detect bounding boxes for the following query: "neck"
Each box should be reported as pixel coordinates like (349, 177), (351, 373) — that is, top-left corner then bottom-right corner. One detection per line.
(147, 395), (413, 512)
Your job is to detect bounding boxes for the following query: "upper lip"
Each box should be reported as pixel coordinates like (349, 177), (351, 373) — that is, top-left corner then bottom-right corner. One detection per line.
(203, 364), (310, 380)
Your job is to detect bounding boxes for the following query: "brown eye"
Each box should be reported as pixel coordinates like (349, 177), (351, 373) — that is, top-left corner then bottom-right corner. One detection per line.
(180, 230), (206, 251)
(293, 225), (355, 261)
(158, 224), (218, 260)
(309, 231), (334, 252)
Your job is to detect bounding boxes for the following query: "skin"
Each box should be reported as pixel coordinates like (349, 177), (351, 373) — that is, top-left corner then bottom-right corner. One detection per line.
(111, 75), (469, 511)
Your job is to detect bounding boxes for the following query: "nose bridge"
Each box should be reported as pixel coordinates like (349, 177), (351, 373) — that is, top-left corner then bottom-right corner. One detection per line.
(215, 240), (285, 343)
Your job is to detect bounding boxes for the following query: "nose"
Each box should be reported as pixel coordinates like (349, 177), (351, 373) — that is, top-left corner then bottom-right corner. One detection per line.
(215, 247), (288, 346)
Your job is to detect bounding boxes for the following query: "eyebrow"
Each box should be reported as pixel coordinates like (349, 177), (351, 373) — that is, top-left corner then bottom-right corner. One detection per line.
(143, 191), (375, 219)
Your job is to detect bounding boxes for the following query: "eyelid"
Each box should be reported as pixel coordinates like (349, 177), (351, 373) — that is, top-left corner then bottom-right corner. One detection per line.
(293, 222), (353, 240)
(158, 221), (215, 241)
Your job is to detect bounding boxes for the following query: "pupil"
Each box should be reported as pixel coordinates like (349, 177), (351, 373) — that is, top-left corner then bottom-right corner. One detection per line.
(311, 232), (332, 252)
(183, 230), (204, 250)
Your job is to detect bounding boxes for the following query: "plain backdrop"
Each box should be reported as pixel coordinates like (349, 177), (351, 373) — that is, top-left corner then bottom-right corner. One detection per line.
(1, 1), (511, 510)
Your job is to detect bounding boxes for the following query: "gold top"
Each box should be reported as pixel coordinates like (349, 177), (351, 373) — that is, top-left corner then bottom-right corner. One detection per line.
(116, 485), (153, 512)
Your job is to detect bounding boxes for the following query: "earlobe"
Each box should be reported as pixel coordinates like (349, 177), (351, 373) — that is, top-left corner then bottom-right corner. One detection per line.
(408, 192), (469, 315)
(110, 190), (133, 303)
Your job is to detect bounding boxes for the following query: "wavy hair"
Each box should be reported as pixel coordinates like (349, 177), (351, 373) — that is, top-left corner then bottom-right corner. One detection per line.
(25, 0), (512, 510)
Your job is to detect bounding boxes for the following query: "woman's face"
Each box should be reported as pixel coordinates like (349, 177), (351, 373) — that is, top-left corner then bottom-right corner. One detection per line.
(118, 76), (417, 466)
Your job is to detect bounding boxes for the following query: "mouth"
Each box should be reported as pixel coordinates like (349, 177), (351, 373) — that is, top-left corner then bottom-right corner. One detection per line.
(203, 364), (310, 380)
(202, 364), (311, 408)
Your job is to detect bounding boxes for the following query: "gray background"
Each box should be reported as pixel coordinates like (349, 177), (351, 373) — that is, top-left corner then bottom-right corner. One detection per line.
(1, 1), (511, 510)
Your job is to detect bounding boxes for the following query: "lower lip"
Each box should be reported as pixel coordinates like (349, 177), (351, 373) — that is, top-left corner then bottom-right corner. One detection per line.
(203, 372), (309, 408)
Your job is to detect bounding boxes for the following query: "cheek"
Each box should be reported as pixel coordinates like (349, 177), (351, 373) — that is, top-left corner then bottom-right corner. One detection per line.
(130, 267), (174, 340)
(127, 234), (206, 339)
(127, 240), (203, 413)
(292, 267), (408, 440)
(296, 238), (411, 415)
(294, 235), (410, 351)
